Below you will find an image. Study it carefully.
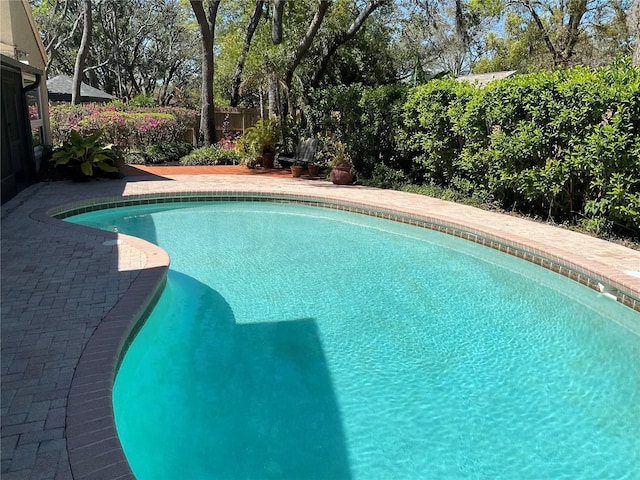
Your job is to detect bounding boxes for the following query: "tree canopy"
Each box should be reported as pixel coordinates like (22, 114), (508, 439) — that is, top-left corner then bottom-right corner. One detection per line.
(31, 0), (637, 120)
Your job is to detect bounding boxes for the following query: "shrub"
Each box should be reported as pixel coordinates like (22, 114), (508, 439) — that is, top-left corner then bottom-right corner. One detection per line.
(454, 59), (640, 234)
(307, 84), (409, 177)
(52, 129), (119, 178)
(180, 146), (241, 166)
(145, 143), (193, 164)
(395, 59), (639, 237)
(50, 103), (197, 151)
(359, 164), (407, 189)
(307, 59), (639, 239)
(398, 79), (476, 186)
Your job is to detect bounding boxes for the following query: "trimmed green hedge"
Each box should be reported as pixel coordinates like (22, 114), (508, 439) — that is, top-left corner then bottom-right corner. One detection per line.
(307, 59), (640, 238)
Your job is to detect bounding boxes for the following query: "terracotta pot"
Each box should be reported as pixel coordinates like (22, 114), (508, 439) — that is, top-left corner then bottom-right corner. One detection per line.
(307, 164), (320, 176)
(262, 152), (275, 169)
(330, 165), (352, 185)
(291, 165), (304, 178)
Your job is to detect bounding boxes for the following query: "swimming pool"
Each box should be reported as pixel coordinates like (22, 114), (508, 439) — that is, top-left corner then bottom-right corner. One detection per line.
(70, 201), (640, 479)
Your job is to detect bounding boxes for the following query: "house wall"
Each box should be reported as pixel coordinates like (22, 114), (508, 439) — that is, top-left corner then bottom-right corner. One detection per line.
(0, 0), (51, 145)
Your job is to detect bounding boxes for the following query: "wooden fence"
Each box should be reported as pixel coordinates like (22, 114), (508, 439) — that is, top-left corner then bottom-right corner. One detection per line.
(184, 107), (269, 145)
(215, 107), (268, 137)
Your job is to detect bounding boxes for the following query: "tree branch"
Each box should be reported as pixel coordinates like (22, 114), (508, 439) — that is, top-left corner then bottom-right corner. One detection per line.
(231, 1), (264, 107)
(283, 0), (330, 90)
(309, 0), (389, 88)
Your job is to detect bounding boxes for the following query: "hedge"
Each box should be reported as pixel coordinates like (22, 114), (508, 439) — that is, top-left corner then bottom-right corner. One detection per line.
(50, 103), (197, 150)
(307, 58), (640, 238)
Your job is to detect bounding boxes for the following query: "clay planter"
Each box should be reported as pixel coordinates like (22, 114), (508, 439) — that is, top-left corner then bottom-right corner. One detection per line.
(307, 163), (320, 177)
(330, 165), (352, 185)
(291, 165), (304, 177)
(262, 152), (275, 169)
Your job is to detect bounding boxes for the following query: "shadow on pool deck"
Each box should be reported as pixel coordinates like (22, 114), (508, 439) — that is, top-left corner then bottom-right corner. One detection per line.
(114, 270), (352, 479)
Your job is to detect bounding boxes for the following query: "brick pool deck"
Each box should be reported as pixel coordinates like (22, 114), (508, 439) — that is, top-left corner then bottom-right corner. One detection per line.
(2, 166), (639, 479)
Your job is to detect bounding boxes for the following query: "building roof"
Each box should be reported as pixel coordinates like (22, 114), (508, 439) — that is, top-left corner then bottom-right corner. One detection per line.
(456, 70), (517, 86)
(47, 75), (114, 102)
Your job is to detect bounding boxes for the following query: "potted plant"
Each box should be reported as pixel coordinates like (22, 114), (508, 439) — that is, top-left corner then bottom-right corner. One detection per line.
(242, 118), (281, 169)
(291, 160), (304, 178)
(326, 140), (353, 185)
(234, 135), (260, 169)
(307, 162), (320, 177)
(52, 129), (119, 181)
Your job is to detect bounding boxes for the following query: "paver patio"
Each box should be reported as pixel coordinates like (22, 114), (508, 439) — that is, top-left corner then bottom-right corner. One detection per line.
(2, 167), (639, 479)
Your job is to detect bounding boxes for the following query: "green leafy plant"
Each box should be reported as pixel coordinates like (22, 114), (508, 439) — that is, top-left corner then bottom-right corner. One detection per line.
(326, 139), (352, 169)
(234, 135), (260, 168)
(180, 146), (241, 165)
(52, 130), (118, 177)
(145, 143), (193, 164)
(241, 118), (282, 154)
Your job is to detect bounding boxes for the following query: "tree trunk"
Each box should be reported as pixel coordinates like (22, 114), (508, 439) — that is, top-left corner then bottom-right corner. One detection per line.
(282, 0), (330, 104)
(72, 0), (92, 105)
(630, 0), (640, 65)
(309, 0), (388, 89)
(190, 0), (220, 146)
(45, 8), (83, 79)
(272, 0), (285, 44)
(230, 1), (264, 107)
(268, 73), (279, 118)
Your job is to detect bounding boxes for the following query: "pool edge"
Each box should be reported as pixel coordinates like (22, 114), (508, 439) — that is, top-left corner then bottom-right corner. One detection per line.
(33, 207), (170, 479)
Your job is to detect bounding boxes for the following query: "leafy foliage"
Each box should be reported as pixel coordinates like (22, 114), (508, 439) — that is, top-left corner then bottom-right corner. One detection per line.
(311, 59), (640, 238)
(399, 79), (475, 186)
(142, 142), (193, 165)
(52, 129), (119, 177)
(180, 146), (242, 166)
(307, 83), (409, 177)
(241, 118), (282, 154)
(418, 60), (639, 236)
(50, 103), (197, 150)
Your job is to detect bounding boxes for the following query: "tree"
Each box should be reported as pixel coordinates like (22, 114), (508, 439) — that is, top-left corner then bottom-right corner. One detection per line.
(282, 0), (331, 109)
(390, 0), (501, 76)
(190, 0), (221, 145)
(92, 0), (198, 104)
(510, 0), (631, 67)
(309, 0), (391, 87)
(519, 0), (586, 67)
(473, 0), (633, 71)
(72, 0), (91, 104)
(230, 1), (264, 107)
(32, 0), (82, 78)
(272, 0), (286, 44)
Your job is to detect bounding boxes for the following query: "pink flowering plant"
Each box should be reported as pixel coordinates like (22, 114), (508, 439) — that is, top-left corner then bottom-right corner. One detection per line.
(50, 103), (197, 151)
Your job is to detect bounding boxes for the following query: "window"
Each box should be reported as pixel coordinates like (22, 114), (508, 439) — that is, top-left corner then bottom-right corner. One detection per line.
(23, 73), (44, 148)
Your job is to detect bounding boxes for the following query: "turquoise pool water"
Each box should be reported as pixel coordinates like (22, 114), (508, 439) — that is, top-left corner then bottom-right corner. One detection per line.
(70, 202), (640, 479)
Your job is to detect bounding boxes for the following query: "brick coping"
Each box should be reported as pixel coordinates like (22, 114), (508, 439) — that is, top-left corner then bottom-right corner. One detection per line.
(44, 190), (640, 479)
